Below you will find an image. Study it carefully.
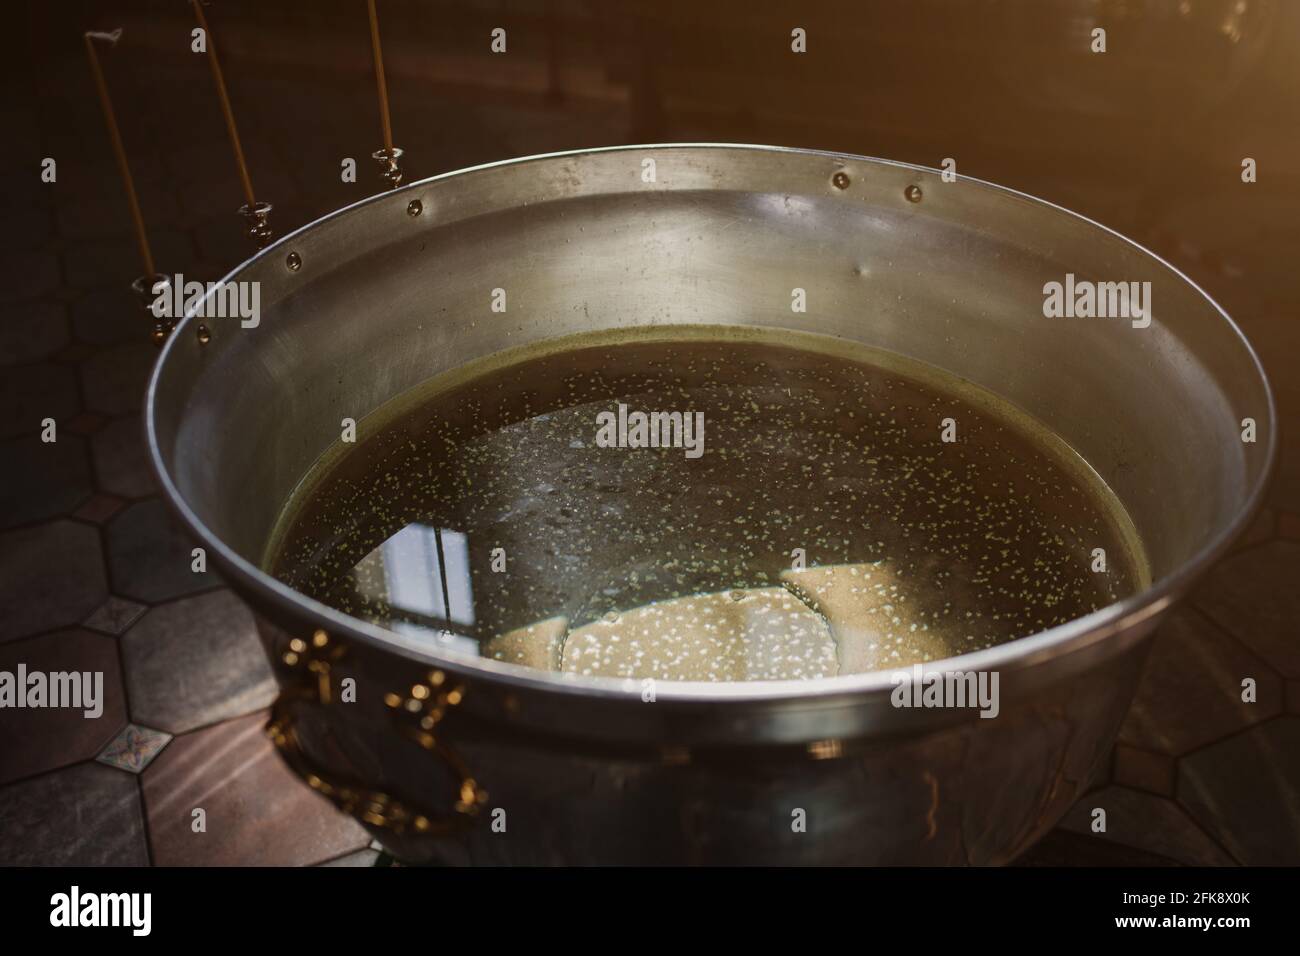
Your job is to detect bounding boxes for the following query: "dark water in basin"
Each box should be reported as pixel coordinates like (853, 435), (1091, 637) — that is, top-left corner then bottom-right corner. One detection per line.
(267, 328), (1145, 681)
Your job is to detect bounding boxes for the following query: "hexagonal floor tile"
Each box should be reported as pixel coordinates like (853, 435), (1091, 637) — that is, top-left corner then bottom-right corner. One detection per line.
(141, 711), (369, 866)
(1119, 604), (1282, 756)
(1177, 717), (1300, 866)
(79, 342), (158, 416)
(0, 628), (127, 785)
(1193, 540), (1300, 679)
(92, 416), (156, 499)
(105, 498), (220, 604)
(121, 588), (276, 734)
(0, 520), (107, 643)
(0, 361), (79, 439)
(0, 301), (69, 365)
(0, 762), (148, 865)
(0, 434), (93, 529)
(1059, 785), (1235, 866)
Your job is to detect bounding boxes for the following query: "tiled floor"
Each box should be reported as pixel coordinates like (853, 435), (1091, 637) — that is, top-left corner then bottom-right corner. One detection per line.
(2, 3), (1297, 866)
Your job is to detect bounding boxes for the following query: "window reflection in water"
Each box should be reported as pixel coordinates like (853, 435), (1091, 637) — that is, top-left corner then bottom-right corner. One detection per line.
(351, 523), (479, 655)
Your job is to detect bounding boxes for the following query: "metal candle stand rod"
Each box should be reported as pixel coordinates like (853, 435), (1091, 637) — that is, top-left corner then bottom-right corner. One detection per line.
(368, 0), (404, 188)
(189, 0), (273, 250)
(83, 28), (174, 346)
(87, 1), (412, 345)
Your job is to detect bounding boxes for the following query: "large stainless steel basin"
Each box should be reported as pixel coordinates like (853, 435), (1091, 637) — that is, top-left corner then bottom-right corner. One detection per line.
(146, 145), (1274, 864)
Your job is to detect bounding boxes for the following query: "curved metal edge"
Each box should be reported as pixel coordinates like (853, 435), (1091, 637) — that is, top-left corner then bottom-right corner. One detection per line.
(143, 142), (1279, 707)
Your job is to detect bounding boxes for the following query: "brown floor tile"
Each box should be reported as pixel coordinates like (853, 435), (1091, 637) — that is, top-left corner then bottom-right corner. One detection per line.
(1177, 717), (1300, 866)
(1059, 785), (1235, 866)
(141, 711), (369, 866)
(0, 361), (79, 440)
(73, 493), (127, 524)
(1228, 506), (1273, 554)
(0, 520), (108, 643)
(0, 762), (149, 866)
(0, 629), (127, 785)
(1119, 604), (1281, 755)
(105, 497), (222, 603)
(1112, 744), (1176, 796)
(0, 434), (94, 529)
(91, 415), (157, 499)
(121, 589), (276, 734)
(1193, 540), (1300, 679)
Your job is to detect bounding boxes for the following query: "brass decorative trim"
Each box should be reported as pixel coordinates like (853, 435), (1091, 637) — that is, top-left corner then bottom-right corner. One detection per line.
(267, 630), (487, 836)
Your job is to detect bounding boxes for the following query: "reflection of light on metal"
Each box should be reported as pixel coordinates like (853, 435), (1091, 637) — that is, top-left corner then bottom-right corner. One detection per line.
(808, 739), (844, 760)
(755, 192), (817, 220)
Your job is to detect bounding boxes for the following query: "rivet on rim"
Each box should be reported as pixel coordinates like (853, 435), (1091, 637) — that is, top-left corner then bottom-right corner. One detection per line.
(196, 324), (211, 345)
(831, 171), (850, 190)
(286, 251), (302, 272)
(905, 184), (923, 203)
(407, 199), (423, 217)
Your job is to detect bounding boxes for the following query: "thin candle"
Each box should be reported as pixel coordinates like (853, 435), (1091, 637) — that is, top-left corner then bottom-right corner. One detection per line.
(190, 0), (257, 209)
(84, 29), (155, 279)
(367, 0), (394, 152)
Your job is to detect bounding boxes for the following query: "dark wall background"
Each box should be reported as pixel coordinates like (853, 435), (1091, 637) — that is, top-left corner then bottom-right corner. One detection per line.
(7, 0), (1299, 500)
